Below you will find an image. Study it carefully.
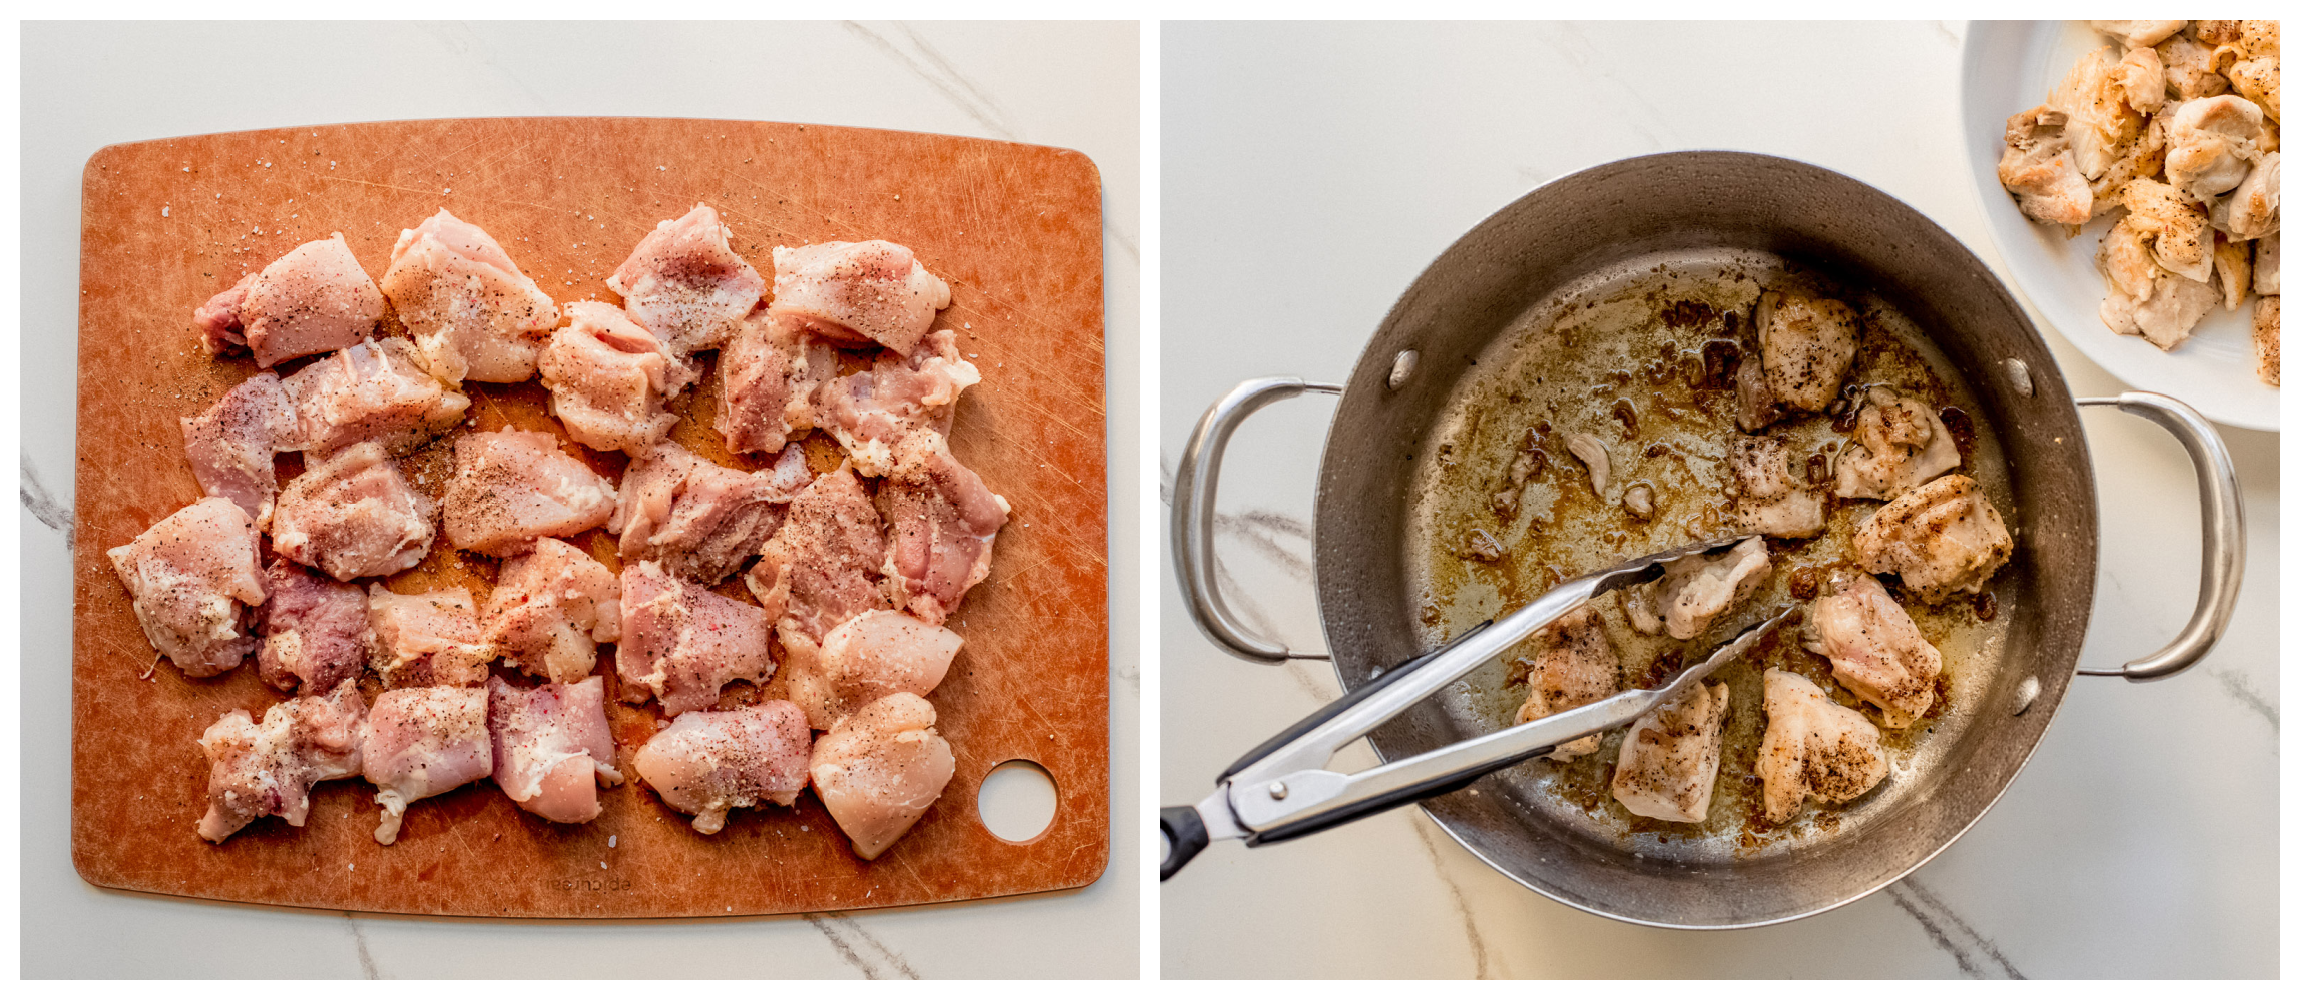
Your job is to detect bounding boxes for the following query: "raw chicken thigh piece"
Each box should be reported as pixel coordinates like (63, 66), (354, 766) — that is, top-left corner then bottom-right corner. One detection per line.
(633, 700), (813, 835)
(718, 310), (835, 455)
(612, 440), (809, 585)
(1997, 105), (2094, 225)
(788, 610), (963, 730)
(1511, 606), (1620, 761)
(1737, 292), (1860, 431)
(2049, 48), (2148, 181)
(192, 234), (386, 367)
(1834, 386), (1962, 501)
(1756, 669), (1888, 824)
(483, 537), (621, 685)
(256, 560), (368, 695)
(1853, 474), (2014, 604)
(1725, 435), (1823, 538)
(2164, 96), (2271, 201)
(361, 685), (493, 845)
(277, 338), (469, 456)
(770, 240), (952, 356)
(487, 675), (623, 825)
(606, 203), (767, 358)
(366, 584), (495, 688)
(616, 561), (774, 716)
(2090, 20), (2185, 49)
(878, 431), (1011, 625)
(1621, 537), (1771, 640)
(1609, 680), (1729, 824)
(108, 497), (267, 677)
(2211, 150), (2278, 241)
(810, 693), (956, 861)
(442, 429), (619, 556)
(180, 372), (295, 528)
(380, 209), (560, 385)
(537, 301), (692, 456)
(748, 463), (894, 643)
(270, 442), (436, 582)
(1803, 570), (1941, 729)
(818, 329), (982, 477)
(196, 679), (366, 843)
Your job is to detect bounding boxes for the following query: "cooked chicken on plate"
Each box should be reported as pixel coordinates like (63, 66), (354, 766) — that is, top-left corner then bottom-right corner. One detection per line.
(109, 497), (267, 677)
(1834, 386), (1961, 501)
(1803, 570), (1941, 729)
(381, 209), (560, 385)
(632, 700), (813, 835)
(197, 680), (366, 843)
(1998, 105), (2095, 225)
(2089, 20), (2186, 50)
(1511, 605), (1620, 761)
(810, 693), (957, 860)
(1725, 434), (1823, 538)
(1609, 680), (1729, 824)
(488, 675), (623, 825)
(193, 234), (385, 368)
(1853, 474), (2014, 604)
(1737, 291), (1860, 431)
(362, 685), (493, 845)
(1621, 536), (1771, 640)
(1756, 669), (1889, 824)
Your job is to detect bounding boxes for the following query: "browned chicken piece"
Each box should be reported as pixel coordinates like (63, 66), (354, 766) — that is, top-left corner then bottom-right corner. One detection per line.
(380, 209), (559, 385)
(810, 693), (957, 860)
(191, 234), (385, 368)
(2225, 53), (2279, 122)
(717, 310), (836, 456)
(442, 428), (618, 556)
(2259, 232), (2282, 296)
(748, 462), (895, 651)
(1852, 474), (2014, 604)
(1756, 669), (1888, 824)
(1609, 680), (1728, 824)
(2097, 216), (2160, 304)
(1621, 537), (1771, 640)
(607, 203), (768, 359)
(879, 431), (1011, 626)
(256, 559), (368, 695)
(616, 560), (774, 717)
(270, 442), (436, 582)
(2090, 20), (2186, 49)
(2165, 95), (2271, 200)
(817, 329), (982, 477)
(484, 537), (621, 685)
(2096, 211), (2222, 350)
(2211, 150), (2278, 241)
(633, 700), (812, 834)
(788, 609), (963, 731)
(2213, 233), (2254, 311)
(2110, 44), (2167, 115)
(2256, 295), (2280, 386)
(2122, 177), (2214, 283)
(2087, 104), (2172, 217)
(2157, 34), (2230, 101)
(1803, 570), (1940, 729)
(196, 679), (366, 843)
(612, 439), (810, 585)
(276, 338), (470, 456)
(366, 584), (494, 688)
(1834, 386), (1961, 501)
(179, 372), (295, 528)
(1512, 605), (1620, 761)
(1726, 435), (1824, 538)
(1737, 291), (1859, 431)
(2049, 47), (2149, 181)
(537, 301), (693, 457)
(109, 497), (267, 677)
(1998, 105), (2094, 225)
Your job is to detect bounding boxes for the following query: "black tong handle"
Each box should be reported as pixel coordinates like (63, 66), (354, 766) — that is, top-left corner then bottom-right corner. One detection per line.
(1159, 806), (1211, 881)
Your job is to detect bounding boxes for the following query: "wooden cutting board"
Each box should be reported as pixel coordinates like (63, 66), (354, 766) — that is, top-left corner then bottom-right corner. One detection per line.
(71, 118), (1108, 918)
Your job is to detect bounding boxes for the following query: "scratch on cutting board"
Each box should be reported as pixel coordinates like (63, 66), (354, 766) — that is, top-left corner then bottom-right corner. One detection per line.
(805, 913), (921, 979)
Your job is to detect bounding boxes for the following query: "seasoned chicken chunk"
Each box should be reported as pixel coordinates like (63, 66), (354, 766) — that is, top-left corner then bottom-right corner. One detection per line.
(1621, 537), (1771, 640)
(770, 240), (952, 357)
(2050, 47), (2149, 181)
(2211, 150), (2278, 241)
(380, 209), (559, 385)
(2165, 95), (2271, 200)
(2256, 295), (2280, 386)
(2225, 53), (2279, 123)
(1511, 605), (1620, 761)
(2258, 232), (2282, 295)
(2122, 177), (2213, 284)
(1998, 105), (2094, 225)
(2157, 34), (2231, 101)
(1737, 292), (1860, 430)
(1609, 680), (1728, 824)
(537, 301), (692, 456)
(442, 428), (618, 556)
(2213, 234), (2254, 311)
(192, 234), (385, 368)
(179, 372), (294, 528)
(612, 440), (809, 585)
(361, 685), (493, 845)
(717, 310), (836, 456)
(1725, 435), (1823, 538)
(1803, 570), (1941, 729)
(810, 693), (956, 861)
(1757, 669), (1888, 824)
(616, 561), (774, 716)
(607, 203), (767, 358)
(747, 462), (893, 644)
(1853, 474), (2014, 604)
(108, 497), (267, 677)
(483, 537), (621, 685)
(2090, 20), (2185, 49)
(1834, 386), (1962, 501)
(487, 676), (623, 825)
(879, 431), (1011, 626)
(196, 679), (366, 843)
(366, 584), (494, 688)
(632, 700), (813, 835)
(818, 329), (982, 477)
(788, 610), (963, 731)
(276, 338), (469, 456)
(270, 442), (436, 582)
(255, 560), (367, 695)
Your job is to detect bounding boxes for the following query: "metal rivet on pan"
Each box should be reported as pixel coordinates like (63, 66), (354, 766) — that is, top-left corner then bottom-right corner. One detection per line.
(2012, 675), (2041, 716)
(1389, 349), (1420, 390)
(1268, 781), (1289, 800)
(2005, 358), (2034, 398)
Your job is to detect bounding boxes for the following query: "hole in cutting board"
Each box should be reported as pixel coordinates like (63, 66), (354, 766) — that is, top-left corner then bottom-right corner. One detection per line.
(976, 760), (1057, 843)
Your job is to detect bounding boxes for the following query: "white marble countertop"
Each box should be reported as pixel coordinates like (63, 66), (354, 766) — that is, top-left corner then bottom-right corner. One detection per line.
(1158, 21), (2278, 978)
(21, 21), (1139, 978)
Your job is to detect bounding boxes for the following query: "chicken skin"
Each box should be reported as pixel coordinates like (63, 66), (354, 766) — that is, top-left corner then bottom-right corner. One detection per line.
(1756, 669), (1888, 824)
(1852, 474), (2014, 604)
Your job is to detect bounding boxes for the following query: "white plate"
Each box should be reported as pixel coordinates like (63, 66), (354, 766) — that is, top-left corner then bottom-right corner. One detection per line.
(1960, 20), (2278, 431)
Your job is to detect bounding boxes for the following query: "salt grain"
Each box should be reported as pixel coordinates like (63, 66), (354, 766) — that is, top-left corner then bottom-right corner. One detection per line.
(608, 835), (617, 848)
(161, 206), (169, 217)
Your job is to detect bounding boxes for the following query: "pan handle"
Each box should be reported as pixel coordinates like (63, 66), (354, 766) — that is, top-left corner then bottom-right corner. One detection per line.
(1173, 376), (1342, 663)
(2075, 392), (2244, 682)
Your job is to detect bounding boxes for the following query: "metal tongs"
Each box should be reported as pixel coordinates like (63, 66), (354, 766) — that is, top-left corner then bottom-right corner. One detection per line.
(1160, 535), (1796, 879)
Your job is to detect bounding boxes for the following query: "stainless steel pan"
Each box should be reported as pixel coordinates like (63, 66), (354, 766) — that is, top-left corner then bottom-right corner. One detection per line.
(1168, 151), (2242, 928)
